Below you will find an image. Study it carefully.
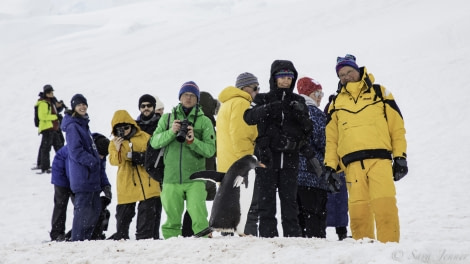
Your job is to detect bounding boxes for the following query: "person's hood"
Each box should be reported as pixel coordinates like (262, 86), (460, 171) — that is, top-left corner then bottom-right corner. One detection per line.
(218, 86), (253, 104)
(269, 60), (298, 93)
(110, 110), (141, 135)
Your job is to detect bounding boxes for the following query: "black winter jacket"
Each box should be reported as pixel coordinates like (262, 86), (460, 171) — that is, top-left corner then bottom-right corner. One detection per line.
(244, 60), (314, 169)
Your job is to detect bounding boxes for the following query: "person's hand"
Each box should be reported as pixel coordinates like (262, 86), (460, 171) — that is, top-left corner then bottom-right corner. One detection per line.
(186, 125), (194, 143)
(171, 120), (181, 134)
(258, 148), (272, 168)
(393, 157), (408, 181)
(102, 185), (112, 201)
(324, 166), (341, 193)
(290, 101), (305, 112)
(266, 101), (282, 119)
(307, 157), (323, 177)
(113, 137), (123, 151)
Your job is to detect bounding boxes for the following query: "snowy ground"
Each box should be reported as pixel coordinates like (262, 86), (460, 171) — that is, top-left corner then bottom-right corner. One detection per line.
(1, 0), (470, 263)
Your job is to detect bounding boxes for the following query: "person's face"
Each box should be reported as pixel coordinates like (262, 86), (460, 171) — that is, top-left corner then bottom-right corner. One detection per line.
(45, 91), (54, 98)
(139, 102), (154, 117)
(180, 92), (197, 108)
(115, 124), (132, 137)
(276, 77), (293, 89)
(309, 90), (324, 106)
(338, 66), (360, 85)
(241, 84), (260, 99)
(74, 103), (87, 116)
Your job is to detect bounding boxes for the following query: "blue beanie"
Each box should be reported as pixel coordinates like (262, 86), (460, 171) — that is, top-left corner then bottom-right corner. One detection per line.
(178, 81), (200, 102)
(71, 93), (88, 110)
(336, 54), (359, 76)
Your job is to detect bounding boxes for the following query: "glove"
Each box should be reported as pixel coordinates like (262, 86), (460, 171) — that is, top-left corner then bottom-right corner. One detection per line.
(257, 148), (272, 168)
(324, 166), (341, 193)
(131, 151), (146, 166)
(393, 157), (408, 181)
(307, 157), (323, 177)
(266, 101), (282, 119)
(102, 185), (112, 201)
(290, 101), (306, 112)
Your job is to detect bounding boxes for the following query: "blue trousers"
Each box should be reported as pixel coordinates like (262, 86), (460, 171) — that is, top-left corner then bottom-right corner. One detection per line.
(71, 191), (101, 241)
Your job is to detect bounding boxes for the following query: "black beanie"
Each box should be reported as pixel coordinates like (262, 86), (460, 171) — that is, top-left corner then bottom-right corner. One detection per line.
(71, 94), (88, 110)
(138, 94), (156, 109)
(92, 133), (110, 156)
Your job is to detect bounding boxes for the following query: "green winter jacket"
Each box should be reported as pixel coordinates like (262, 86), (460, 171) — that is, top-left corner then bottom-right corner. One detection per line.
(36, 99), (58, 133)
(150, 104), (216, 184)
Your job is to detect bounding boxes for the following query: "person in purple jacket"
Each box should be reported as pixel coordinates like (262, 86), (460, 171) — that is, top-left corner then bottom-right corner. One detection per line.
(60, 94), (112, 241)
(49, 133), (111, 241)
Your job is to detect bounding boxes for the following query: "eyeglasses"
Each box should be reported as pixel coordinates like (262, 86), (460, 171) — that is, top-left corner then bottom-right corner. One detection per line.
(314, 90), (324, 98)
(140, 103), (153, 109)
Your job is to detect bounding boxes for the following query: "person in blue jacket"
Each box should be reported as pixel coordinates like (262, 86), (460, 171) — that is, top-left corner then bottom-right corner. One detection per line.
(60, 94), (112, 241)
(50, 132), (111, 241)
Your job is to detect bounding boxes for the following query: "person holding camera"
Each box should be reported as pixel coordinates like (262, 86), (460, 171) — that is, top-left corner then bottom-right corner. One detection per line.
(243, 60), (323, 238)
(108, 110), (161, 240)
(150, 81), (216, 239)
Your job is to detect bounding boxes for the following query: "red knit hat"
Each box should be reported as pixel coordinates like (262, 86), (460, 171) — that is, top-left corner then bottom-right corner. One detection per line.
(297, 77), (322, 96)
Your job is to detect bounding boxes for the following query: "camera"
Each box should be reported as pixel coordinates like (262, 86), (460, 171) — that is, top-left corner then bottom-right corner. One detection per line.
(116, 127), (126, 138)
(176, 119), (192, 143)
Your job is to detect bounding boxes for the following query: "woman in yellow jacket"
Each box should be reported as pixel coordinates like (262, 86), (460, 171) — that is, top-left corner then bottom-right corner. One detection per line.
(108, 110), (161, 240)
(324, 54), (408, 243)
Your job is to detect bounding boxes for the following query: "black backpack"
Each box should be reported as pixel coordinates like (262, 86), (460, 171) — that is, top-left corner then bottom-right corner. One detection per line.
(144, 114), (170, 183)
(34, 100), (50, 127)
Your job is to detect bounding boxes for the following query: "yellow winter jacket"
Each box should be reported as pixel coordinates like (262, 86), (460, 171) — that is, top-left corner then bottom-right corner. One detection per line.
(108, 110), (161, 204)
(216, 86), (258, 172)
(325, 67), (407, 171)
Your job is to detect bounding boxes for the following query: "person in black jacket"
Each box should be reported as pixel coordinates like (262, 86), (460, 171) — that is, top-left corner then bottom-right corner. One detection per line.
(243, 60), (322, 237)
(135, 94), (163, 239)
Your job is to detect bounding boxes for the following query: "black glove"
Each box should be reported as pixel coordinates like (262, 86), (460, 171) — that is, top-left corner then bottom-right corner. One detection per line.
(393, 157), (408, 181)
(324, 166), (341, 193)
(257, 148), (272, 168)
(131, 151), (146, 166)
(102, 185), (112, 201)
(290, 101), (306, 112)
(307, 157), (323, 177)
(266, 101), (282, 119)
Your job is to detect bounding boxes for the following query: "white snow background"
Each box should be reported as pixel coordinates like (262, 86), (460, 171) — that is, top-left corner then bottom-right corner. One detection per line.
(0, 0), (469, 263)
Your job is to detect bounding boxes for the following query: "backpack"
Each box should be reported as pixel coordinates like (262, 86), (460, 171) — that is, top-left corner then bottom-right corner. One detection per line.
(145, 114), (170, 183)
(34, 100), (50, 127)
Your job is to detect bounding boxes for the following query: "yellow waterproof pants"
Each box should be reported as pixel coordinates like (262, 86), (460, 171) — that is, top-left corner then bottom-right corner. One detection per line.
(345, 158), (400, 243)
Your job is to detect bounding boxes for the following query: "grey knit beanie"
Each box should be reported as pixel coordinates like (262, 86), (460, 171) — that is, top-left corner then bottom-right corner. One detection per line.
(235, 72), (259, 89)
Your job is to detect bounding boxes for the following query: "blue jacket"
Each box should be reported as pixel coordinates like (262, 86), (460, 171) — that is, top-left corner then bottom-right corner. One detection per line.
(297, 95), (328, 190)
(51, 145), (110, 190)
(61, 113), (106, 193)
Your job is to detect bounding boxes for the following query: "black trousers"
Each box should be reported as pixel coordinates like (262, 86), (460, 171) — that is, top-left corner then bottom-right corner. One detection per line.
(257, 167), (301, 238)
(297, 186), (327, 238)
(244, 175), (260, 236)
(50, 185), (74, 240)
(39, 130), (64, 171)
(114, 197), (158, 240)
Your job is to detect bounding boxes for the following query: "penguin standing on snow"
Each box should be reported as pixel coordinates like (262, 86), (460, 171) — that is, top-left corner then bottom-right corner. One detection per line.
(190, 155), (264, 237)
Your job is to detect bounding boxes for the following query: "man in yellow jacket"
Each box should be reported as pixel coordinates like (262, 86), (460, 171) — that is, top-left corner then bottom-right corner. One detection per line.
(216, 72), (259, 235)
(324, 54), (408, 243)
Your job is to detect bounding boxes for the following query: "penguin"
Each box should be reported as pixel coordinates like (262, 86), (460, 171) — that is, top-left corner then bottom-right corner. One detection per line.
(190, 155), (264, 237)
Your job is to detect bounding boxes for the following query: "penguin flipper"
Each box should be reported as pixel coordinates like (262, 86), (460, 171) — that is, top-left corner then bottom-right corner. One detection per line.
(190, 170), (225, 183)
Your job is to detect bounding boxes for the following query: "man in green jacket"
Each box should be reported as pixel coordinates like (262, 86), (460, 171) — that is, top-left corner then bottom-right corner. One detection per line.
(150, 81), (216, 239)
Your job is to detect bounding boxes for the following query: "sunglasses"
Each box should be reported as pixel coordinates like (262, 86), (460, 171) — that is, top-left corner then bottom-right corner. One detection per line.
(116, 125), (131, 131)
(140, 103), (153, 109)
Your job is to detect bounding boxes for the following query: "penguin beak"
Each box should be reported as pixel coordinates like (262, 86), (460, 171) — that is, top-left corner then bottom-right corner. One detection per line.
(256, 161), (266, 168)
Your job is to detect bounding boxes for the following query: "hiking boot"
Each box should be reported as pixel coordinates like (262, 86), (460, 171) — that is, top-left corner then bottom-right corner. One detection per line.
(338, 233), (349, 241)
(31, 165), (41, 170)
(36, 169), (51, 174)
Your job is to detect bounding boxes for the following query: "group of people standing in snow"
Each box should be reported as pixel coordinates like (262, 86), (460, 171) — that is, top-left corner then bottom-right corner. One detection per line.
(36, 54), (408, 243)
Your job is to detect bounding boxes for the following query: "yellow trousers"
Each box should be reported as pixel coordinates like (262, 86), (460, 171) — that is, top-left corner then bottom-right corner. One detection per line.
(345, 159), (400, 243)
